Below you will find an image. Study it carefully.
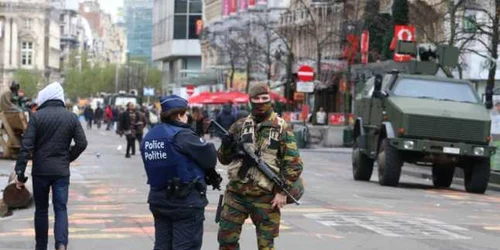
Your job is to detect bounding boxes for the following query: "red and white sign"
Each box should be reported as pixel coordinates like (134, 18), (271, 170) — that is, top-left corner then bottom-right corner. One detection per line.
(186, 85), (195, 96)
(297, 65), (314, 82)
(390, 25), (416, 50)
(329, 113), (355, 126)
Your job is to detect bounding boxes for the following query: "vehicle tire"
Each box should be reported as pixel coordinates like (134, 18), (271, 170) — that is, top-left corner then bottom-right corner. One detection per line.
(352, 138), (374, 181)
(377, 139), (402, 186)
(432, 166), (455, 188)
(464, 159), (490, 194)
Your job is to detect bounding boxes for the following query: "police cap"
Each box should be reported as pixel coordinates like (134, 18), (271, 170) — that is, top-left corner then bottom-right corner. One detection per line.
(160, 95), (188, 112)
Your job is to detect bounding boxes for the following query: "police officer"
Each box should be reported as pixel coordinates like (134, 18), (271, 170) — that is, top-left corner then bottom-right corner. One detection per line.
(217, 83), (304, 250)
(141, 95), (221, 250)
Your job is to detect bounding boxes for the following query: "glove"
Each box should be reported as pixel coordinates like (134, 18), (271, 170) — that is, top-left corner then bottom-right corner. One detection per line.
(17, 173), (28, 183)
(221, 134), (235, 147)
(205, 169), (223, 190)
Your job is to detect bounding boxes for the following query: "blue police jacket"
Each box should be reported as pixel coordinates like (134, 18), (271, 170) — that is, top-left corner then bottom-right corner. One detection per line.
(140, 123), (205, 189)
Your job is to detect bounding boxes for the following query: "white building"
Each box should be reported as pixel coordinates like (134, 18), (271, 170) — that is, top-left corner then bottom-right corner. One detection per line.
(0, 0), (61, 88)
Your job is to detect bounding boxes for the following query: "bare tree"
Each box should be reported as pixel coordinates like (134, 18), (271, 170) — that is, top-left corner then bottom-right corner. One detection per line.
(205, 25), (243, 90)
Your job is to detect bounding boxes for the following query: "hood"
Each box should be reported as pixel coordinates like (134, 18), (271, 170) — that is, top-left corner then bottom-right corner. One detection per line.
(36, 82), (65, 107)
(389, 97), (490, 121)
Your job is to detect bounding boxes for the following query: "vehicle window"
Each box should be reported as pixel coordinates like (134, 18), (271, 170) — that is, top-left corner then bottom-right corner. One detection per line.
(361, 77), (375, 98)
(392, 78), (480, 103)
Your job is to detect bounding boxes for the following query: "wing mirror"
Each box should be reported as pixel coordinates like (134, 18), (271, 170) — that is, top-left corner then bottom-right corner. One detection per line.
(372, 74), (385, 99)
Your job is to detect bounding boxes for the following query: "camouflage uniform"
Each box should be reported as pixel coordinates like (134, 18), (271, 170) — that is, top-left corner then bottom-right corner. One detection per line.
(217, 112), (303, 250)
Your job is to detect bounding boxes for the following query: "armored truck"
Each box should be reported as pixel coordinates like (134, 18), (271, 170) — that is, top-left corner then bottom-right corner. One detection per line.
(352, 71), (495, 194)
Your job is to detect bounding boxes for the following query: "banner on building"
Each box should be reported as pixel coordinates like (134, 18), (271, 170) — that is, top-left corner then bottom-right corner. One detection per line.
(344, 34), (359, 65)
(223, 0), (230, 17)
(248, 0), (256, 8)
(230, 0), (237, 15)
(240, 0), (248, 11)
(360, 30), (369, 64)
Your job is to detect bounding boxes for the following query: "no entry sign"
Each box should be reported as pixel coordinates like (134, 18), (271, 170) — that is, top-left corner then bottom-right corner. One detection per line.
(186, 85), (195, 96)
(297, 65), (314, 82)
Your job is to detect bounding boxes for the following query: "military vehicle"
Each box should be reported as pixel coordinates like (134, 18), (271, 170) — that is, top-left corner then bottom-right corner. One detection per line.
(351, 43), (496, 194)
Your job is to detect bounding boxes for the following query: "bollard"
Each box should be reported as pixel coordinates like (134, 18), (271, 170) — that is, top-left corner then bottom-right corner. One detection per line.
(3, 172), (32, 209)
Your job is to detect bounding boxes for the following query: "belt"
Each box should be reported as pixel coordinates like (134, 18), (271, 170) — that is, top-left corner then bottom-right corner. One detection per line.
(164, 178), (206, 199)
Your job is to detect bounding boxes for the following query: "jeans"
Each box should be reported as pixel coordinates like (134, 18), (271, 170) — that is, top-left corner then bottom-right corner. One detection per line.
(32, 176), (70, 250)
(136, 133), (143, 145)
(126, 135), (136, 156)
(149, 205), (204, 250)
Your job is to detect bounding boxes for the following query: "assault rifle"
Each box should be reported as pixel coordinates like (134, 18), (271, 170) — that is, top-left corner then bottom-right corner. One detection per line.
(208, 120), (301, 205)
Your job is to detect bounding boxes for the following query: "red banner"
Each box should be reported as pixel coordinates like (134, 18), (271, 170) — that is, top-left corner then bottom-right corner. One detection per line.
(329, 113), (355, 126)
(240, 0), (247, 11)
(230, 0), (237, 15)
(344, 34), (359, 64)
(248, 0), (255, 8)
(222, 0), (230, 16)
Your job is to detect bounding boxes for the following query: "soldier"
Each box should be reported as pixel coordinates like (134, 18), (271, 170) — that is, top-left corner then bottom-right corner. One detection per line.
(217, 83), (304, 250)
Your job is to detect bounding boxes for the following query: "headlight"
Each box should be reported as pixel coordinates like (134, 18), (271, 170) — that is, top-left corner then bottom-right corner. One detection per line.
(473, 147), (485, 156)
(403, 140), (415, 150)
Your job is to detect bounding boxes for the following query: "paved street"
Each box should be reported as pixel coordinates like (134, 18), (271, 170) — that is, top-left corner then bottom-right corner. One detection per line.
(1, 128), (500, 250)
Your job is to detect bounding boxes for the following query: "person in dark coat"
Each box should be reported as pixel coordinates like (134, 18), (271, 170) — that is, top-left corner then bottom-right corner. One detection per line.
(83, 105), (94, 130)
(140, 95), (221, 250)
(236, 105), (250, 120)
(118, 102), (141, 158)
(14, 82), (88, 250)
(216, 104), (236, 131)
(94, 105), (104, 129)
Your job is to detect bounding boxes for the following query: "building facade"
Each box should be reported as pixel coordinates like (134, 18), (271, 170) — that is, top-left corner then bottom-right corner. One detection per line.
(0, 0), (61, 88)
(79, 0), (126, 65)
(153, 0), (204, 95)
(125, 0), (153, 61)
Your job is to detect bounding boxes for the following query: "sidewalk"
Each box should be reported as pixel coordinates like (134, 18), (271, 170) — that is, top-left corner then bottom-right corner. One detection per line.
(306, 147), (500, 191)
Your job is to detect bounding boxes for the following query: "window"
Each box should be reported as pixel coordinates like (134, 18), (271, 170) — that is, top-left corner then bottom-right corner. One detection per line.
(189, 1), (202, 13)
(392, 78), (480, 103)
(174, 15), (187, 39)
(60, 14), (64, 22)
(175, 0), (188, 13)
(24, 18), (32, 29)
(463, 15), (477, 33)
(188, 15), (202, 39)
(21, 41), (34, 66)
(60, 25), (64, 35)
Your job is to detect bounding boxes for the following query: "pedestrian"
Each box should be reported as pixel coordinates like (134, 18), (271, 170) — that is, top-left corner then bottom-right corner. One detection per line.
(83, 105), (94, 130)
(118, 102), (140, 158)
(217, 83), (304, 250)
(140, 94), (221, 250)
(14, 82), (88, 250)
(94, 104), (104, 129)
(216, 102), (236, 131)
(235, 105), (249, 120)
(135, 106), (148, 144)
(105, 105), (113, 130)
(315, 106), (327, 125)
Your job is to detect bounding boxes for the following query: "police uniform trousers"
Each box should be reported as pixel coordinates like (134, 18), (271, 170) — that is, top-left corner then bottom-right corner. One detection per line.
(149, 189), (206, 250)
(218, 190), (280, 250)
